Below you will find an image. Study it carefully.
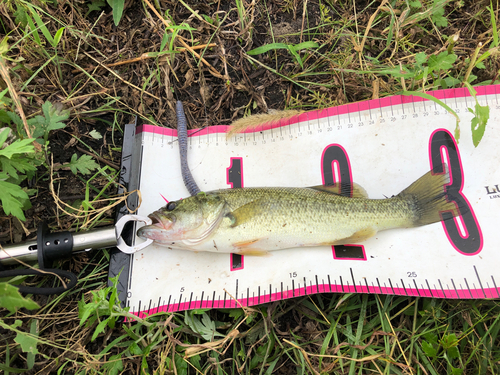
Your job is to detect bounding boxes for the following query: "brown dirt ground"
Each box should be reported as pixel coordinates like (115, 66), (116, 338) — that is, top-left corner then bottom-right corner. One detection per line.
(1, 0), (498, 373)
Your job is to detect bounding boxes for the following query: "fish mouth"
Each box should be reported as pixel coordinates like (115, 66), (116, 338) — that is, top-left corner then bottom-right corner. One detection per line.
(148, 212), (173, 230)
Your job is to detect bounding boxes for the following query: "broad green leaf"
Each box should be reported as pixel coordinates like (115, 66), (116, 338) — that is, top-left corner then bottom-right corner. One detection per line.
(13, 4), (29, 28)
(0, 136), (35, 159)
(53, 27), (65, 48)
(89, 129), (103, 139)
(428, 51), (456, 72)
(421, 341), (437, 357)
(431, 5), (448, 28)
(0, 179), (30, 220)
(107, 0), (125, 26)
(0, 156), (37, 179)
(27, 319), (38, 369)
(185, 311), (224, 341)
(289, 41), (320, 51)
(15, 331), (39, 355)
(27, 5), (54, 46)
(0, 110), (10, 124)
(470, 102), (489, 147)
(65, 153), (100, 175)
(227, 308), (244, 320)
(447, 345), (460, 359)
(87, 0), (106, 14)
(92, 317), (110, 341)
(41, 101), (69, 132)
(0, 127), (9, 145)
(101, 353), (123, 375)
(0, 36), (9, 56)
(248, 42), (289, 55)
(488, 4), (498, 48)
(414, 52), (427, 66)
(128, 342), (143, 356)
(0, 282), (39, 313)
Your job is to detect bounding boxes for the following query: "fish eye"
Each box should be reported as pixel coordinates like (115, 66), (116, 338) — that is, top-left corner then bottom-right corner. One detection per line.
(166, 202), (177, 211)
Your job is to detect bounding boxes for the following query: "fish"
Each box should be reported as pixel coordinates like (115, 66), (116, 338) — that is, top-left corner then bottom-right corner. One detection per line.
(137, 165), (460, 255)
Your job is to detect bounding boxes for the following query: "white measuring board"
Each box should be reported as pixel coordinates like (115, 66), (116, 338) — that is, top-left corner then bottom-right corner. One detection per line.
(125, 85), (500, 317)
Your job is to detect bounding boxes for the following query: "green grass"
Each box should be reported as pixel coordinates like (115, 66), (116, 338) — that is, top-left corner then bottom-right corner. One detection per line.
(1, 0), (500, 374)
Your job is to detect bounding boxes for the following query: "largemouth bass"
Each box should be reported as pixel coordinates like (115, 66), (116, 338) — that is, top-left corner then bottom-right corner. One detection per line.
(137, 166), (459, 255)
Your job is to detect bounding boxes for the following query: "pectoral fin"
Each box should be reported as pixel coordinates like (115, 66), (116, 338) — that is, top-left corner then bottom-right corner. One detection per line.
(229, 199), (268, 227)
(309, 183), (368, 198)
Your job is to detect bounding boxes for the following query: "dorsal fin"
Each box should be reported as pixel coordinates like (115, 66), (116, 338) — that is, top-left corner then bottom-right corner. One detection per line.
(309, 182), (368, 198)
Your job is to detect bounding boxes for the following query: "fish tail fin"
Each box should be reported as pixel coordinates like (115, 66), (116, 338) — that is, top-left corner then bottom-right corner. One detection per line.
(397, 164), (460, 227)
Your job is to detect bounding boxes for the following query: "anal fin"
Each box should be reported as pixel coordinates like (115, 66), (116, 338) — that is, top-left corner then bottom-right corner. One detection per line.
(327, 227), (377, 245)
(237, 249), (270, 256)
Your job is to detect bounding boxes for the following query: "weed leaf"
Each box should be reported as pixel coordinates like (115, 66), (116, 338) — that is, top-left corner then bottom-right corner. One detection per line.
(0, 282), (39, 313)
(87, 0), (106, 15)
(89, 129), (103, 139)
(14, 331), (39, 355)
(0, 177), (30, 220)
(470, 103), (489, 147)
(41, 101), (69, 132)
(66, 153), (100, 175)
(101, 353), (124, 375)
(428, 51), (456, 72)
(107, 0), (125, 26)
(0, 135), (35, 159)
(185, 311), (224, 341)
(421, 341), (437, 357)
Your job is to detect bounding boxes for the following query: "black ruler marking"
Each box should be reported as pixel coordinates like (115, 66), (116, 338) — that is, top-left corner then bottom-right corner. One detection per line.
(246, 288), (249, 307)
(304, 277), (307, 295)
(196, 290), (205, 309)
(340, 276), (344, 293)
(376, 278), (382, 294)
(281, 282), (284, 300)
(364, 278), (370, 294)
(400, 280), (409, 296)
(258, 286), (261, 304)
(327, 275), (332, 292)
(269, 284), (272, 301)
(223, 290), (227, 308)
(425, 280), (434, 297)
(464, 278), (473, 298)
(350, 268), (357, 293)
(474, 265), (486, 298)
(438, 280), (446, 298)
(492, 276), (500, 298)
(412, 280), (421, 297)
(189, 292), (194, 309)
(212, 292), (216, 308)
(147, 299), (152, 316)
(137, 300), (141, 315)
(292, 280), (295, 297)
(178, 294), (183, 311)
(315, 275), (319, 292)
(388, 279), (395, 295)
(451, 279), (459, 298)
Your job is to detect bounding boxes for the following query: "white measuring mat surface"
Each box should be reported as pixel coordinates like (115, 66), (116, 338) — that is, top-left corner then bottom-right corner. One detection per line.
(125, 85), (500, 317)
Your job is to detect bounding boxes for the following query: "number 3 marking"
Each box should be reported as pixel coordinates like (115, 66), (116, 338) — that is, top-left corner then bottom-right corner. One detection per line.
(429, 129), (483, 255)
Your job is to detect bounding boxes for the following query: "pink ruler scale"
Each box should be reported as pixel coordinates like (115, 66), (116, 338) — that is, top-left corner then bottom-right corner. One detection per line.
(118, 85), (500, 318)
